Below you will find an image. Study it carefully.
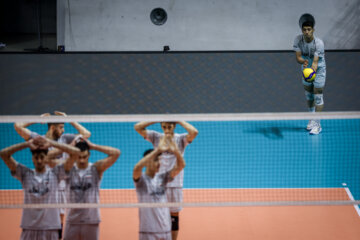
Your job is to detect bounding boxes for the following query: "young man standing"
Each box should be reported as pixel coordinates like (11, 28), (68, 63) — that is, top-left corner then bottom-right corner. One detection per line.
(293, 13), (326, 135)
(134, 121), (198, 240)
(133, 136), (186, 240)
(63, 138), (120, 240)
(0, 136), (80, 240)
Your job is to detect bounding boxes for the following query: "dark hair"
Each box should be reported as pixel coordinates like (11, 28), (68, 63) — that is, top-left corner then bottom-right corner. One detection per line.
(47, 123), (64, 129)
(161, 121), (176, 125)
(31, 148), (48, 155)
(302, 21), (314, 28)
(75, 141), (90, 152)
(143, 149), (154, 157)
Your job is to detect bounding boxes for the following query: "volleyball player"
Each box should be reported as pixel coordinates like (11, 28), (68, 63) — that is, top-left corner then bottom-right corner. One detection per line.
(133, 136), (186, 240)
(63, 138), (120, 240)
(293, 14), (326, 135)
(134, 121), (198, 240)
(14, 111), (91, 239)
(0, 136), (80, 240)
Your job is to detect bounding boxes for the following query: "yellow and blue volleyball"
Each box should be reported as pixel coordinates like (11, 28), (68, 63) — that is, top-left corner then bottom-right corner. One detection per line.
(302, 68), (316, 82)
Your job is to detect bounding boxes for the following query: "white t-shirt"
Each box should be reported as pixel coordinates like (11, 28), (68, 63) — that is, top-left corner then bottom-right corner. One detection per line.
(145, 130), (188, 187)
(135, 172), (173, 233)
(293, 35), (326, 69)
(12, 163), (66, 230)
(65, 163), (101, 224)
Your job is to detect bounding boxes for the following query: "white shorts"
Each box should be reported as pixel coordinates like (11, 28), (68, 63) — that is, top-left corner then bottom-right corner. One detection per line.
(139, 232), (171, 240)
(166, 187), (183, 213)
(56, 190), (67, 214)
(21, 229), (58, 240)
(302, 66), (326, 89)
(64, 223), (99, 240)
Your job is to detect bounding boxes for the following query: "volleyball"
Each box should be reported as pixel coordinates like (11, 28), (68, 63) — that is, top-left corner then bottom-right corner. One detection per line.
(302, 68), (316, 82)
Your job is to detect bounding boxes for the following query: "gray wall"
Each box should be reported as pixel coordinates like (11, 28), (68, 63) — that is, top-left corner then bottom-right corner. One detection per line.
(0, 51), (359, 115)
(59, 0), (360, 51)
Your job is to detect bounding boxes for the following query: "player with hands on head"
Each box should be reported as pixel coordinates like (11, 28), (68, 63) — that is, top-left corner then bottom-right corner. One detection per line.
(14, 111), (91, 142)
(134, 120), (198, 240)
(293, 14), (326, 135)
(14, 111), (91, 239)
(0, 136), (80, 240)
(133, 136), (186, 240)
(63, 137), (121, 240)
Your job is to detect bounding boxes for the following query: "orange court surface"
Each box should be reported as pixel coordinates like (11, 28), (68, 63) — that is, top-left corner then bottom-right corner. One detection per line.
(1, 188), (359, 240)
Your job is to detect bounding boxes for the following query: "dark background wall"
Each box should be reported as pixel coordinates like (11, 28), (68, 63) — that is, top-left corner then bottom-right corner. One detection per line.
(0, 0), (56, 34)
(0, 51), (359, 115)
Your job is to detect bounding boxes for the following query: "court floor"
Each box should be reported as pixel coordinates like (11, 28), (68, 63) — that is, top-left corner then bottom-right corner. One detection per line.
(0, 118), (359, 238)
(0, 188), (359, 239)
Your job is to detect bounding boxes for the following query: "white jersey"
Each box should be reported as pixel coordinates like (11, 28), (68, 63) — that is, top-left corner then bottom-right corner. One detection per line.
(135, 172), (173, 233)
(12, 163), (66, 230)
(65, 163), (101, 224)
(145, 130), (188, 187)
(293, 35), (326, 69)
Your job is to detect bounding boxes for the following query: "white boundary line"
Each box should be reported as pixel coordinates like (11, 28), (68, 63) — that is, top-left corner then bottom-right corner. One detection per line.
(344, 187), (360, 217)
(0, 111), (359, 123)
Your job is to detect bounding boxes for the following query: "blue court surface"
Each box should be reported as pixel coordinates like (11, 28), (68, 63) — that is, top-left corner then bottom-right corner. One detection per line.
(0, 119), (359, 201)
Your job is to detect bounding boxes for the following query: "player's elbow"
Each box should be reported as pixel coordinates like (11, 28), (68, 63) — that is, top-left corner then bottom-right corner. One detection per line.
(113, 149), (121, 159)
(83, 131), (91, 139)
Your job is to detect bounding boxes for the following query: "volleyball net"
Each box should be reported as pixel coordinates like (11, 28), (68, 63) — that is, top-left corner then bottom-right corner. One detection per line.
(0, 112), (359, 209)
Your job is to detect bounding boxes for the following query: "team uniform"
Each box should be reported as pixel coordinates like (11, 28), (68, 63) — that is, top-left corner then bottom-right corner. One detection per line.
(293, 35), (326, 134)
(293, 35), (326, 88)
(134, 172), (173, 240)
(63, 163), (101, 240)
(30, 131), (77, 214)
(11, 163), (66, 240)
(145, 130), (189, 213)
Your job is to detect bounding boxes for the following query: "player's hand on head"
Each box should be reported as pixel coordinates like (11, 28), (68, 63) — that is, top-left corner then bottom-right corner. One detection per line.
(72, 135), (85, 145)
(54, 111), (67, 117)
(167, 138), (178, 153)
(40, 113), (51, 117)
(39, 113), (51, 124)
(33, 136), (50, 149)
(158, 137), (170, 152)
(27, 139), (38, 150)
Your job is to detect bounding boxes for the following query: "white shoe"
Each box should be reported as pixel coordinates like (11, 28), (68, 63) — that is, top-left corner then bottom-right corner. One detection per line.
(306, 120), (317, 131)
(309, 123), (322, 135)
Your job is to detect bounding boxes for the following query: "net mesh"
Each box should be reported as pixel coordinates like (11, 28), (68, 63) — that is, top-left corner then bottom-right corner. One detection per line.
(0, 112), (359, 209)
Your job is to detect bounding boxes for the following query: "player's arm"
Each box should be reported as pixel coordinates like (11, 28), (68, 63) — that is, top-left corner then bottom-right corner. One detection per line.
(134, 121), (157, 138)
(54, 111), (91, 139)
(311, 56), (319, 72)
(295, 51), (308, 67)
(0, 142), (30, 172)
(177, 121), (198, 143)
(87, 140), (121, 177)
(167, 138), (186, 178)
(44, 137), (80, 168)
(14, 113), (51, 140)
(133, 148), (161, 181)
(14, 122), (34, 140)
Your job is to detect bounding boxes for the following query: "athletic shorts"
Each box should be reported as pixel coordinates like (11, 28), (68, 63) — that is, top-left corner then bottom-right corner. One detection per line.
(56, 189), (66, 214)
(63, 223), (99, 240)
(302, 66), (326, 88)
(21, 229), (59, 240)
(166, 187), (183, 213)
(139, 232), (172, 240)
